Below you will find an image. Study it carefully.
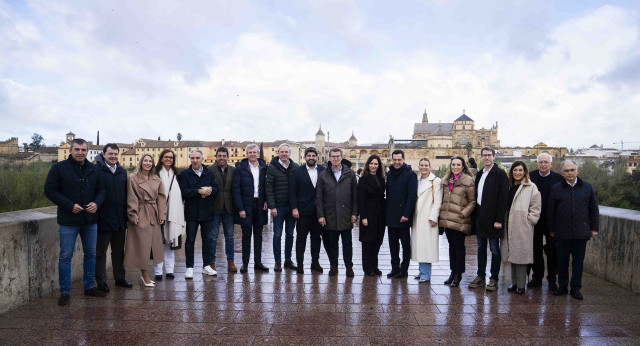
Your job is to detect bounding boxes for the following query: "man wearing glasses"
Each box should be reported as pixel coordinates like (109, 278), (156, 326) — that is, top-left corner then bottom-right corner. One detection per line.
(548, 160), (599, 300)
(469, 146), (509, 292)
(528, 153), (563, 291)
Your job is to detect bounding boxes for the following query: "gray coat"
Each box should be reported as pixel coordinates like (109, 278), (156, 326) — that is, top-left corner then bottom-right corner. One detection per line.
(315, 164), (358, 231)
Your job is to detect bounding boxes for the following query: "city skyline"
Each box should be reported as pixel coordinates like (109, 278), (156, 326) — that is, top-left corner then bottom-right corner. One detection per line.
(1, 1), (639, 149)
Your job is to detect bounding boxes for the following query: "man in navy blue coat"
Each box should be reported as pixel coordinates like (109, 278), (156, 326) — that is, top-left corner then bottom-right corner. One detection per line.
(548, 160), (599, 300)
(179, 149), (219, 279)
(385, 150), (417, 279)
(289, 147), (329, 274)
(44, 138), (107, 306)
(94, 143), (132, 292)
(232, 143), (269, 273)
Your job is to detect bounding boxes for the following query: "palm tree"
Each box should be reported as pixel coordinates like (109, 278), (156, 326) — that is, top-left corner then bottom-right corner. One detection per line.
(464, 142), (473, 159)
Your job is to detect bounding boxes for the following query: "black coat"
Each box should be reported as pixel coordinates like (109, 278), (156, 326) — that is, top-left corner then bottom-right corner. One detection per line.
(529, 169), (564, 234)
(289, 164), (325, 216)
(44, 155), (105, 226)
(95, 153), (128, 232)
(547, 177), (599, 240)
(265, 157), (299, 209)
(385, 163), (417, 228)
(232, 158), (268, 227)
(475, 164), (509, 238)
(357, 174), (386, 244)
(315, 164), (358, 231)
(179, 165), (219, 221)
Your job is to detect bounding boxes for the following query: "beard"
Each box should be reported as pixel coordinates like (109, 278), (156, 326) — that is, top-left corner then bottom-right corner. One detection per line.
(306, 159), (316, 167)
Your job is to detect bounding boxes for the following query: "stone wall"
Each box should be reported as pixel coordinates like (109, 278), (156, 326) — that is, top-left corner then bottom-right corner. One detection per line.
(0, 207), (111, 313)
(584, 206), (640, 293)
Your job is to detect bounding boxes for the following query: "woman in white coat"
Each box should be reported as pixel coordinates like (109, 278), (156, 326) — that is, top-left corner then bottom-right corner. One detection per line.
(153, 149), (185, 280)
(502, 161), (541, 294)
(411, 158), (443, 283)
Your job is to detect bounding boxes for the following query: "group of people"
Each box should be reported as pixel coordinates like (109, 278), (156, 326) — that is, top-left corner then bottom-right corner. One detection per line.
(44, 139), (599, 307)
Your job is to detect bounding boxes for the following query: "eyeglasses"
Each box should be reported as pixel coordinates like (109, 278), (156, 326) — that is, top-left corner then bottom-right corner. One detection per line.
(162, 156), (174, 160)
(562, 168), (577, 173)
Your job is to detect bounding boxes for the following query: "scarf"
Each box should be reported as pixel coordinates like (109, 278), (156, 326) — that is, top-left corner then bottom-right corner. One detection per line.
(448, 172), (462, 191)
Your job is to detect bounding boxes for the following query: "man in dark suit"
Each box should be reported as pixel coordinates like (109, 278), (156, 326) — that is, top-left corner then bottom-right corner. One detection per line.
(548, 160), (599, 300)
(94, 143), (132, 292)
(290, 147), (330, 274)
(385, 150), (417, 279)
(528, 153), (564, 291)
(469, 146), (509, 292)
(211, 147), (237, 273)
(44, 138), (107, 306)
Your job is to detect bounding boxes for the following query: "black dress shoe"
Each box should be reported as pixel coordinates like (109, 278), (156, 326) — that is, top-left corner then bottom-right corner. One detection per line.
(394, 272), (408, 279)
(444, 272), (455, 285)
(115, 279), (133, 288)
(329, 266), (338, 276)
(570, 288), (583, 300)
(507, 285), (518, 292)
(284, 260), (297, 270)
(450, 273), (462, 287)
(97, 283), (109, 293)
(346, 267), (354, 277)
(58, 293), (70, 306)
(240, 264), (248, 273)
(527, 279), (542, 288)
(155, 275), (163, 281)
(386, 270), (399, 278)
(274, 262), (282, 272)
(311, 262), (324, 273)
(254, 263), (269, 272)
(84, 287), (107, 297)
(548, 281), (558, 292)
(365, 271), (376, 277)
(553, 286), (569, 296)
(296, 266), (304, 274)
(375, 269), (382, 276)
(166, 273), (175, 280)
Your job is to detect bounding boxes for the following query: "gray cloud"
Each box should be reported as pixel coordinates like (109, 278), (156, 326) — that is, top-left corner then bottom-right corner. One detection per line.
(598, 53), (640, 88)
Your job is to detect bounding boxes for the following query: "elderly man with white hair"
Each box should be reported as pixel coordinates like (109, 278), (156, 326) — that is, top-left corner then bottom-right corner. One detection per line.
(548, 160), (599, 300)
(528, 153), (564, 291)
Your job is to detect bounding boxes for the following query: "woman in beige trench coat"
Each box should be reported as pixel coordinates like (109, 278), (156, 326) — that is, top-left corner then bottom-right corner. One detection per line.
(411, 158), (443, 283)
(502, 161), (541, 294)
(124, 154), (166, 287)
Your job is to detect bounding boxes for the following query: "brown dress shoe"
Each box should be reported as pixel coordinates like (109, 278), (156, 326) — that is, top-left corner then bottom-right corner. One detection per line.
(228, 261), (237, 273)
(346, 267), (354, 277)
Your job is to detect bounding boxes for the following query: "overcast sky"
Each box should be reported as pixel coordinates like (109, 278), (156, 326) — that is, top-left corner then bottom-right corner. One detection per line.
(1, 0), (639, 150)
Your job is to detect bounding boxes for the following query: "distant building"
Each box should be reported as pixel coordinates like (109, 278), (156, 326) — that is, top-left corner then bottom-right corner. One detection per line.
(0, 137), (19, 155)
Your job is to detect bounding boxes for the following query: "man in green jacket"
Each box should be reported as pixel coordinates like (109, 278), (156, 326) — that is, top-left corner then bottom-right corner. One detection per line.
(210, 147), (237, 273)
(265, 143), (300, 272)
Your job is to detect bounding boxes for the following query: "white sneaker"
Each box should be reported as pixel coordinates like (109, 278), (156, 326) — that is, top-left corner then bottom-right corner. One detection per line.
(185, 268), (194, 279)
(203, 265), (217, 276)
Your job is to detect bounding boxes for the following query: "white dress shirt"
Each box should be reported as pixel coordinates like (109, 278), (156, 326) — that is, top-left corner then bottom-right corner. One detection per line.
(477, 164), (493, 206)
(249, 161), (260, 198)
(307, 164), (318, 188)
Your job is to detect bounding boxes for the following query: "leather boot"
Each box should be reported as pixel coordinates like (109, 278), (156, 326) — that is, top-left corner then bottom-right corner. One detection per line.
(228, 261), (237, 273)
(444, 272), (455, 285)
(450, 273), (462, 287)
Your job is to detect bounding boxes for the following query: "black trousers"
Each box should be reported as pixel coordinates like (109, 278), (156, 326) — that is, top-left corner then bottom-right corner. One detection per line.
(361, 241), (381, 274)
(326, 230), (353, 268)
(530, 226), (558, 282)
(556, 239), (587, 290)
(241, 199), (264, 265)
(445, 228), (466, 274)
(388, 227), (411, 273)
(95, 230), (126, 284)
(296, 213), (329, 266)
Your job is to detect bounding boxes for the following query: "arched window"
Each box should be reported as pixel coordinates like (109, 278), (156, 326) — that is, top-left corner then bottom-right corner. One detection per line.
(461, 136), (466, 144)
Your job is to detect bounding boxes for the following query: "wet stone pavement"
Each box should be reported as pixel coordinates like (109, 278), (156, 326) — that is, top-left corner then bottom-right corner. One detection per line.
(1, 224), (639, 345)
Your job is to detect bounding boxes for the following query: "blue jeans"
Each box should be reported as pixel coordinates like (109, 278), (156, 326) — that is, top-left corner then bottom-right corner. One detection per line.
(272, 206), (296, 263)
(418, 262), (432, 280)
(212, 210), (235, 262)
(185, 220), (214, 268)
(59, 223), (97, 294)
(477, 236), (501, 281)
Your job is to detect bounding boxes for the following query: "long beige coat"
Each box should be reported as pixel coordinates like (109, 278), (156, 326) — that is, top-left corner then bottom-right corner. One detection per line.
(124, 173), (167, 270)
(501, 182), (541, 264)
(411, 173), (443, 263)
